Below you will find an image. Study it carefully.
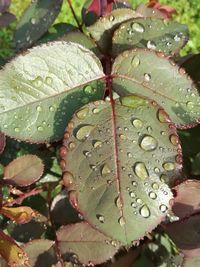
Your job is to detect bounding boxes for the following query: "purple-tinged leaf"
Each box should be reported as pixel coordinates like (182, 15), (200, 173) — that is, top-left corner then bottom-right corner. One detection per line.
(0, 132), (5, 154)
(172, 180), (200, 219)
(147, 0), (176, 19)
(0, 0), (11, 13)
(136, 3), (166, 19)
(0, 229), (29, 266)
(0, 12), (15, 27)
(57, 222), (120, 265)
(61, 96), (182, 245)
(4, 155), (44, 186)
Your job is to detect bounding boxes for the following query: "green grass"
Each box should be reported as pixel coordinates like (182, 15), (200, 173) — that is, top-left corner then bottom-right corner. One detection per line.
(0, 0), (199, 57)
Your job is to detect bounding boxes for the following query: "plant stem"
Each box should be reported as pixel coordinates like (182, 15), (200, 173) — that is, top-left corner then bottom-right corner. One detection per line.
(67, 0), (82, 32)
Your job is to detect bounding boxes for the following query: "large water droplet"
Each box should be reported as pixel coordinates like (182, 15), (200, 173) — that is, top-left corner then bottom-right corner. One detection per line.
(131, 22), (145, 32)
(131, 56), (140, 68)
(140, 205), (151, 218)
(149, 191), (157, 199)
(159, 204), (168, 213)
(101, 164), (111, 176)
(96, 214), (105, 223)
(76, 107), (89, 120)
(132, 119), (143, 129)
(147, 40), (156, 50)
(75, 125), (95, 141)
(84, 85), (96, 95)
(157, 109), (170, 123)
(134, 162), (149, 180)
(118, 216), (125, 227)
(140, 135), (158, 151)
(163, 162), (175, 171)
(63, 171), (73, 188)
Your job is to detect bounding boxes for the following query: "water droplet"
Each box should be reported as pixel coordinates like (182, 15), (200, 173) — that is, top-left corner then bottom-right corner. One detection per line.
(163, 162), (175, 171)
(118, 216), (125, 227)
(31, 18), (36, 24)
(152, 182), (159, 190)
(45, 76), (53, 85)
(186, 101), (194, 109)
(131, 56), (140, 67)
(101, 164), (111, 176)
(174, 34), (181, 42)
(83, 151), (92, 157)
(18, 252), (23, 259)
(63, 171), (73, 188)
(159, 204), (168, 213)
(96, 214), (105, 223)
(149, 191), (157, 199)
(127, 152), (133, 158)
(33, 76), (43, 88)
(129, 191), (136, 198)
(76, 107), (89, 120)
(132, 181), (138, 186)
(119, 134), (126, 140)
(144, 73), (151, 82)
(14, 127), (20, 132)
(92, 108), (100, 114)
(140, 205), (151, 218)
(75, 125), (95, 141)
(140, 135), (158, 151)
(134, 162), (149, 180)
(37, 126), (43, 132)
(68, 141), (76, 150)
(154, 167), (160, 173)
(93, 140), (102, 148)
(115, 196), (122, 208)
(109, 15), (115, 21)
(132, 119), (143, 129)
(131, 22), (145, 33)
(90, 164), (97, 171)
(157, 109), (170, 123)
(131, 202), (137, 208)
(36, 105), (42, 112)
(170, 134), (179, 145)
(147, 40), (156, 50)
(49, 106), (55, 112)
(84, 85), (96, 95)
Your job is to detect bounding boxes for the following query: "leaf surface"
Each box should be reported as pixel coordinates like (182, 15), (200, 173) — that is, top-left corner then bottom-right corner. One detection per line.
(0, 132), (5, 154)
(112, 49), (200, 127)
(61, 95), (182, 245)
(88, 8), (140, 51)
(0, 42), (105, 142)
(57, 222), (120, 265)
(13, 0), (63, 50)
(4, 155), (44, 186)
(112, 18), (188, 56)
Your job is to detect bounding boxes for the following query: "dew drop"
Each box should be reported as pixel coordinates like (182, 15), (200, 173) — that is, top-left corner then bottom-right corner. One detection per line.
(154, 167), (160, 173)
(75, 125), (95, 141)
(129, 191), (136, 198)
(131, 56), (140, 68)
(149, 191), (157, 199)
(115, 196), (122, 208)
(76, 107), (89, 120)
(163, 162), (175, 171)
(31, 18), (36, 24)
(157, 109), (170, 123)
(33, 76), (43, 88)
(92, 108), (100, 114)
(96, 214), (105, 223)
(93, 140), (102, 148)
(131, 22), (145, 33)
(127, 152), (133, 158)
(37, 126), (43, 132)
(131, 202), (137, 208)
(14, 127), (20, 132)
(36, 105), (42, 112)
(132, 119), (143, 129)
(118, 216), (125, 227)
(152, 182), (159, 190)
(83, 151), (92, 157)
(186, 101), (194, 109)
(147, 40), (156, 50)
(101, 164), (111, 176)
(134, 162), (149, 180)
(49, 106), (55, 112)
(109, 15), (115, 21)
(140, 135), (158, 151)
(144, 73), (151, 82)
(136, 198), (143, 204)
(84, 85), (96, 95)
(174, 34), (181, 42)
(119, 134), (126, 140)
(140, 205), (151, 218)
(45, 76), (53, 85)
(68, 141), (76, 150)
(170, 134), (179, 145)
(159, 204), (168, 213)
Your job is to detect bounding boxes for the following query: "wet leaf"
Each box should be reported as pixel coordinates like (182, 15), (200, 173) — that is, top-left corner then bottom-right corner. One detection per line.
(172, 180), (200, 219)
(112, 18), (188, 56)
(112, 49), (200, 127)
(4, 155), (44, 186)
(147, 0), (176, 19)
(0, 206), (38, 224)
(183, 257), (200, 267)
(0, 42), (105, 142)
(0, 229), (29, 266)
(13, 0), (63, 50)
(136, 3), (166, 19)
(0, 132), (5, 154)
(88, 8), (140, 51)
(0, 12), (15, 27)
(61, 95), (182, 245)
(57, 222), (120, 265)
(0, 0), (11, 13)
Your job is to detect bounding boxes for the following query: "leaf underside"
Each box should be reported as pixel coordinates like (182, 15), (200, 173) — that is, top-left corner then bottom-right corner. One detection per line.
(112, 17), (188, 56)
(61, 95), (182, 245)
(0, 42), (105, 143)
(112, 49), (200, 127)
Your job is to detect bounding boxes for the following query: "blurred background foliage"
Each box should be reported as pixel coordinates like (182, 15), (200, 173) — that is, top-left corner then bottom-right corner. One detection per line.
(0, 0), (199, 57)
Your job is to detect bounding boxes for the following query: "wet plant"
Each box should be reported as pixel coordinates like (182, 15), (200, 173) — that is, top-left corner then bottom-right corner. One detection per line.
(0, 0), (199, 266)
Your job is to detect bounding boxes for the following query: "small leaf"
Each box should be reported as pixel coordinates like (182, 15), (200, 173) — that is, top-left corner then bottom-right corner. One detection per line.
(61, 96), (182, 245)
(136, 3), (166, 19)
(13, 0), (63, 50)
(172, 180), (200, 219)
(4, 155), (44, 186)
(88, 8), (140, 51)
(0, 132), (5, 154)
(57, 222), (120, 265)
(0, 206), (38, 224)
(0, 42), (105, 142)
(0, 229), (29, 266)
(147, 0), (176, 19)
(112, 49), (200, 127)
(112, 18), (188, 56)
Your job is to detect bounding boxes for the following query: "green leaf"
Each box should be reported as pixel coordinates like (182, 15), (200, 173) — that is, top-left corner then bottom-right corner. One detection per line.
(183, 257), (200, 267)
(61, 96), (182, 245)
(112, 49), (200, 127)
(112, 18), (188, 57)
(57, 222), (120, 265)
(172, 180), (200, 219)
(88, 8), (139, 52)
(4, 155), (44, 186)
(0, 42), (105, 142)
(13, 0), (63, 50)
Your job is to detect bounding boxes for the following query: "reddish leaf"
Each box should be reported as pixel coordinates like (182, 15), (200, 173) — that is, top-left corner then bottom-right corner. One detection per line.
(0, 206), (38, 224)
(0, 229), (29, 266)
(0, 12), (15, 27)
(0, 132), (5, 154)
(0, 0), (11, 13)
(172, 180), (200, 220)
(147, 0), (176, 19)
(4, 155), (44, 187)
